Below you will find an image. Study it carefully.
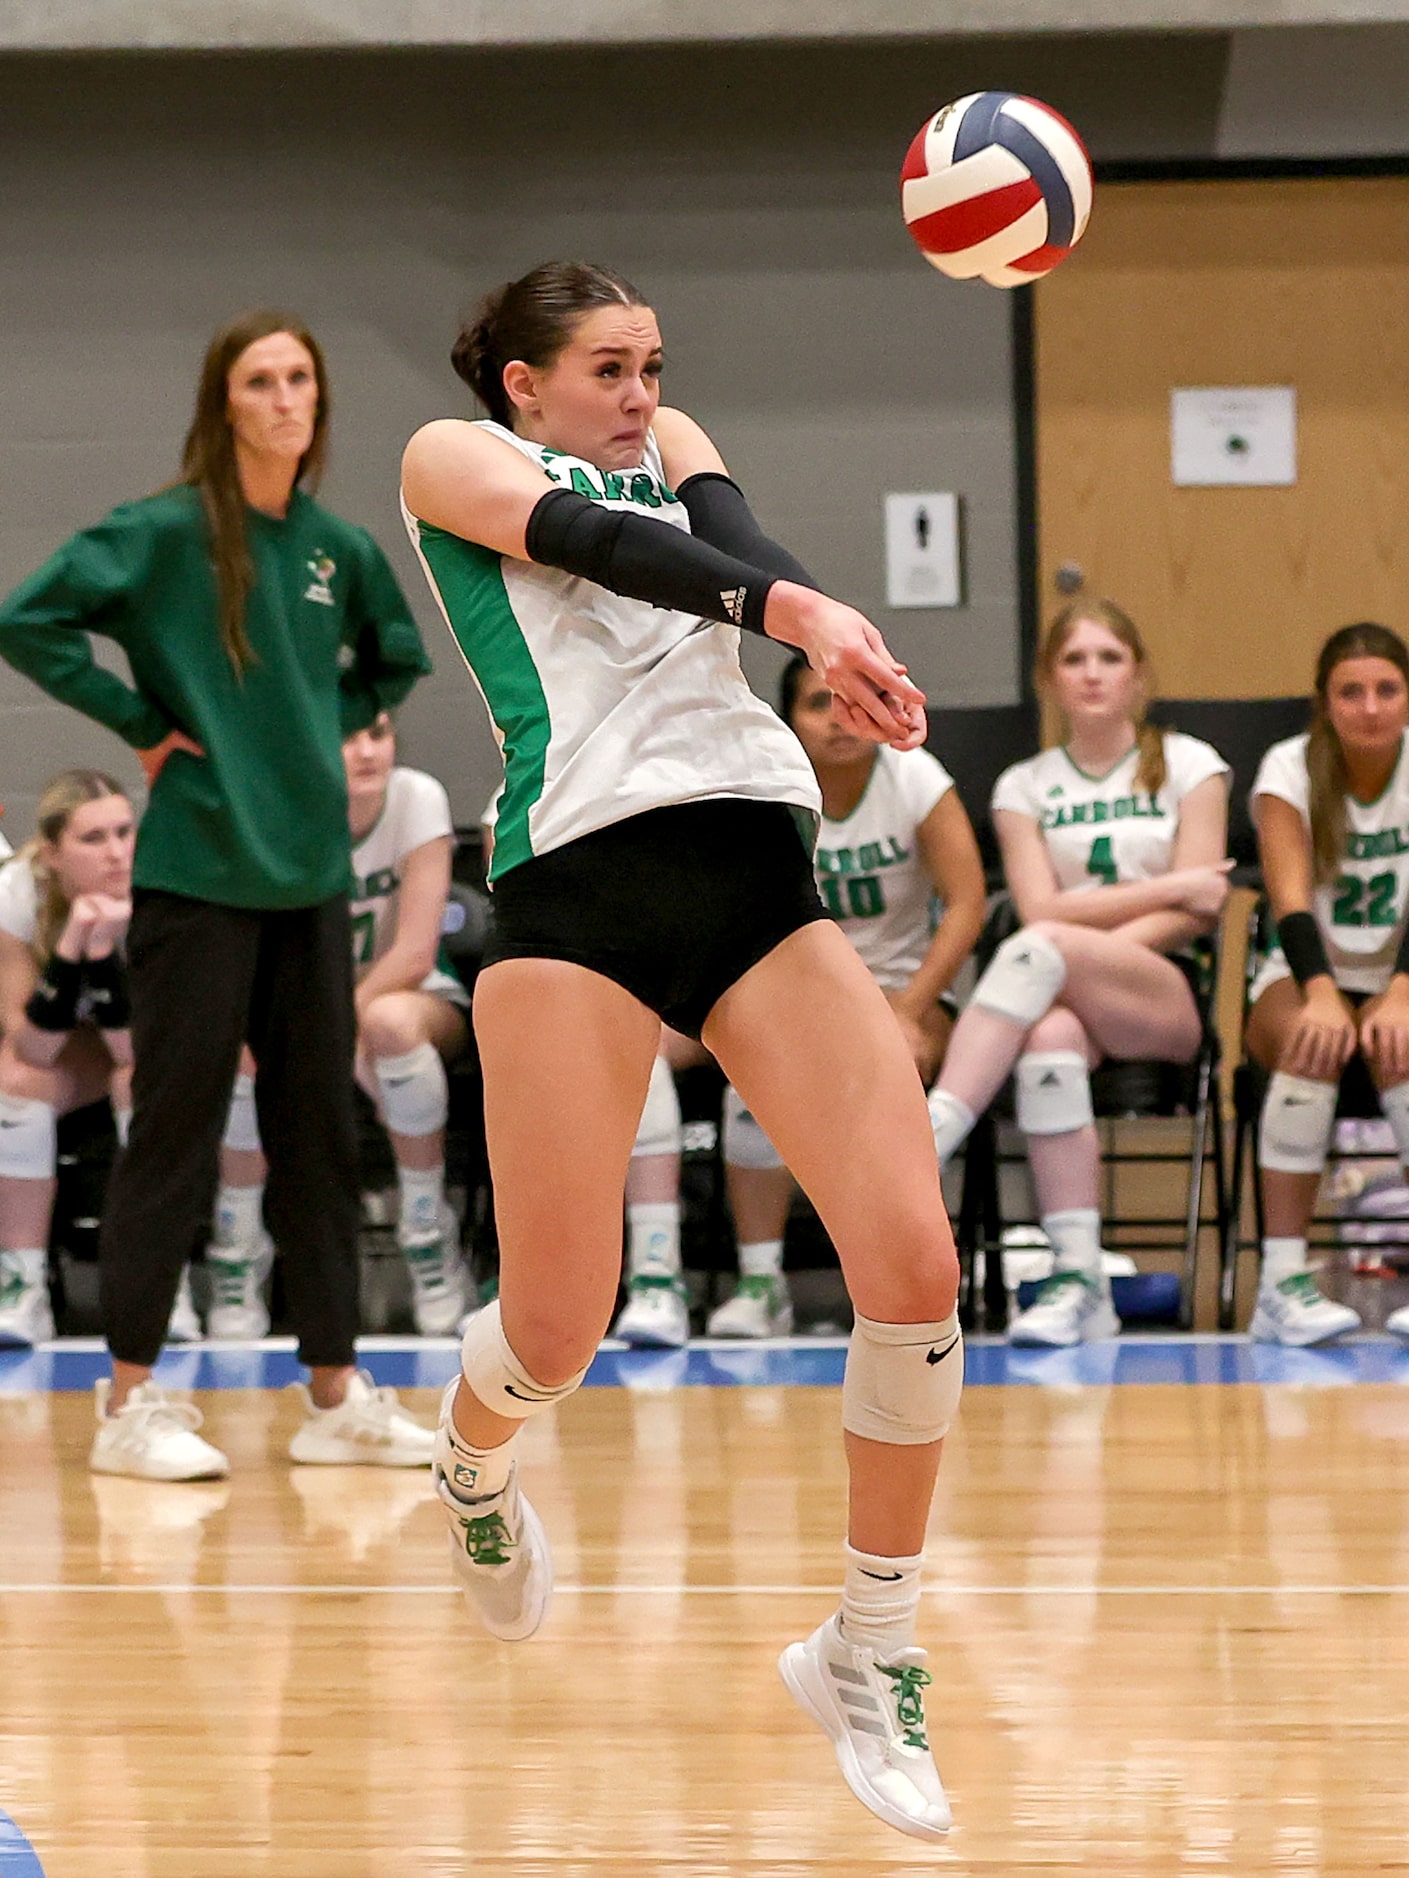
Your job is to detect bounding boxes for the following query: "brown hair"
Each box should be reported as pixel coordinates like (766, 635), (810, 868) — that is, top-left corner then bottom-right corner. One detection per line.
(179, 309), (330, 674)
(1037, 598), (1166, 798)
(452, 262), (649, 429)
(1306, 621), (1409, 884)
(20, 770), (128, 967)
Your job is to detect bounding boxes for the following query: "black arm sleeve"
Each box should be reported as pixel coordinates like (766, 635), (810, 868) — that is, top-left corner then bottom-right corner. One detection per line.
(524, 487), (780, 636)
(24, 954), (83, 1033)
(81, 952), (131, 1030)
(1278, 909), (1334, 987)
(676, 473), (821, 592)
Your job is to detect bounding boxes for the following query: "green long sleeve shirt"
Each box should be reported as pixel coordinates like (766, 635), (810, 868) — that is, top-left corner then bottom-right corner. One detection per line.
(0, 484), (433, 909)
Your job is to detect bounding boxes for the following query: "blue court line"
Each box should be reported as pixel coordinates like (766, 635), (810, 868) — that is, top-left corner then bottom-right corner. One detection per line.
(3, 1334), (1409, 1393)
(0, 1812), (44, 1878)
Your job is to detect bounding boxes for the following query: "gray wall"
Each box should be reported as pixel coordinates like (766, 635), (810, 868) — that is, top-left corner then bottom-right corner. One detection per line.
(0, 28), (1404, 837)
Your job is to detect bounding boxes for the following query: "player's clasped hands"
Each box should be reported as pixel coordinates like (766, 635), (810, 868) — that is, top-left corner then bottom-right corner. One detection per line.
(784, 590), (927, 751)
(1285, 980), (1358, 1081)
(58, 893), (133, 963)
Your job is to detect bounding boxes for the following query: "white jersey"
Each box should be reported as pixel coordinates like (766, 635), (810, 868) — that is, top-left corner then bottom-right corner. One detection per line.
(0, 853), (39, 948)
(402, 421), (821, 883)
(350, 766), (462, 998)
(1252, 732), (1409, 994)
(816, 747), (953, 993)
(991, 732), (1228, 891)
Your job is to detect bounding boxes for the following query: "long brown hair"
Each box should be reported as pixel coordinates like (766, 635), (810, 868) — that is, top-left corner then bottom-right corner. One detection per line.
(17, 770), (128, 967)
(452, 262), (649, 429)
(179, 309), (330, 674)
(1037, 598), (1166, 798)
(1306, 622), (1409, 884)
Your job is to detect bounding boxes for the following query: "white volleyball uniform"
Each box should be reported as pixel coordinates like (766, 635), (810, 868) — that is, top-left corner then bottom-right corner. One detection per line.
(991, 732), (1229, 897)
(351, 766), (468, 1007)
(816, 746), (953, 995)
(0, 854), (39, 948)
(1250, 731), (1409, 1001)
(401, 421), (821, 884)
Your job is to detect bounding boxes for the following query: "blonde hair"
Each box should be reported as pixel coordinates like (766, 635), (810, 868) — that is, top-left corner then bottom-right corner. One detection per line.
(1037, 597), (1166, 799)
(1306, 622), (1409, 885)
(18, 770), (128, 966)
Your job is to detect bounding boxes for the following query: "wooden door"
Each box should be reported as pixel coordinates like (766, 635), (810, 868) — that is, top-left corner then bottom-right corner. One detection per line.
(1035, 175), (1409, 699)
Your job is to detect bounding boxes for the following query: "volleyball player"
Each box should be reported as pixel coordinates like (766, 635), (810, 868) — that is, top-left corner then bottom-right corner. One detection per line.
(401, 262), (961, 1842)
(0, 772), (146, 1347)
(0, 310), (437, 1479)
(1246, 622), (1409, 1345)
(614, 654), (986, 1345)
(926, 600), (1230, 1345)
(210, 712), (473, 1336)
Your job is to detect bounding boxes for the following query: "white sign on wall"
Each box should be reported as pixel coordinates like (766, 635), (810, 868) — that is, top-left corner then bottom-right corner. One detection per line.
(884, 493), (961, 609)
(1170, 386), (1297, 487)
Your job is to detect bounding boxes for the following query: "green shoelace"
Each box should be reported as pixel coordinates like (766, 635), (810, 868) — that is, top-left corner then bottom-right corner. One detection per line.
(733, 1274), (780, 1302)
(457, 1511), (516, 1568)
(1277, 1269), (1326, 1307)
(1033, 1269), (1095, 1301)
(0, 1259), (30, 1308)
(879, 1662), (933, 1750)
(630, 1272), (683, 1295)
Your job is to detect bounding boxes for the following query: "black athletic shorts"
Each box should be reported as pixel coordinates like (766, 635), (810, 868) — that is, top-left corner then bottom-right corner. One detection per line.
(482, 798), (828, 1039)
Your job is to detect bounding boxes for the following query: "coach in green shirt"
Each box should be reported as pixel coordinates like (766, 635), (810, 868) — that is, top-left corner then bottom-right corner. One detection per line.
(0, 308), (436, 1479)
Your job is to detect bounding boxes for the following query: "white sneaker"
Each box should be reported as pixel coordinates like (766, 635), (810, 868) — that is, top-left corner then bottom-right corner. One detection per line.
(0, 1257), (54, 1347)
(433, 1383), (553, 1640)
(706, 1272), (793, 1339)
(89, 1380), (230, 1481)
(288, 1369), (435, 1466)
(1249, 1270), (1362, 1347)
(401, 1209), (472, 1336)
(1384, 1302), (1409, 1339)
(1008, 1269), (1120, 1347)
(612, 1273), (689, 1347)
(206, 1233), (273, 1339)
(165, 1267), (203, 1344)
(779, 1613), (950, 1843)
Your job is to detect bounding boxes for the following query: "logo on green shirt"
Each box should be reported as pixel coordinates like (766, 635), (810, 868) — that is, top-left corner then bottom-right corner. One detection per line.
(304, 553), (336, 607)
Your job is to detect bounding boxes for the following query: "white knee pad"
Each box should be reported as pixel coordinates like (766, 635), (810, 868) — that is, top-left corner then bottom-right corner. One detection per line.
(223, 1072), (262, 1154)
(1380, 1080), (1409, 1163)
(460, 1298), (590, 1422)
(375, 1042), (447, 1138)
(1015, 1050), (1094, 1137)
(0, 1094), (56, 1181)
(1259, 1072), (1337, 1174)
(632, 1054), (682, 1159)
(972, 929), (1067, 1029)
(722, 1084), (784, 1171)
(842, 1310), (964, 1446)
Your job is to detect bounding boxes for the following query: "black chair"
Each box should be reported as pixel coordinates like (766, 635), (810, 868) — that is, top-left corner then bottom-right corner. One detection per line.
(953, 898), (1227, 1332)
(926, 702), (1039, 886)
(1147, 697), (1310, 874)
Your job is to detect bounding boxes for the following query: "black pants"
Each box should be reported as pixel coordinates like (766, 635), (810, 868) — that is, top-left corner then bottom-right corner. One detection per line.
(100, 889), (360, 1370)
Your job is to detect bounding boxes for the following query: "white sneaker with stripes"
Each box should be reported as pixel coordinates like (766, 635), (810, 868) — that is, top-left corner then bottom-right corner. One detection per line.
(1248, 1270), (1361, 1347)
(433, 1381), (553, 1640)
(779, 1613), (950, 1842)
(288, 1370), (435, 1466)
(89, 1380), (230, 1482)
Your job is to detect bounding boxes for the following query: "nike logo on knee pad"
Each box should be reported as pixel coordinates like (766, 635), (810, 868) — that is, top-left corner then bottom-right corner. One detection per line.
(925, 1334), (961, 1365)
(860, 1569), (904, 1581)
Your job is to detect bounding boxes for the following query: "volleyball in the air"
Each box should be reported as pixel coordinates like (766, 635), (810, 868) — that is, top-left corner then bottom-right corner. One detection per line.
(900, 92), (1093, 287)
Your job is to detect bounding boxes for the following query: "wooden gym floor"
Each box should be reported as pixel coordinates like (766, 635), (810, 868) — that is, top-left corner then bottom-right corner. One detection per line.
(3, 1348), (1409, 1876)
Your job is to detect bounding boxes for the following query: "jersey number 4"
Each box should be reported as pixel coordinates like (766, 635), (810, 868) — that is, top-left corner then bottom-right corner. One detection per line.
(1087, 835), (1117, 888)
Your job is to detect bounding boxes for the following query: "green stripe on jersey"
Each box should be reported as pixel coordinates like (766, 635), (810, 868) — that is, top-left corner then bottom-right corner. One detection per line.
(414, 523), (550, 878)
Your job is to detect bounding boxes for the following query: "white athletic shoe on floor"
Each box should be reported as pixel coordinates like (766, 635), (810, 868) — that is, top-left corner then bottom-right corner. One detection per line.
(612, 1273), (690, 1348)
(0, 1260), (54, 1347)
(288, 1370), (435, 1467)
(206, 1233), (274, 1340)
(1008, 1269), (1120, 1347)
(779, 1613), (950, 1843)
(706, 1273), (793, 1339)
(89, 1380), (230, 1482)
(1248, 1270), (1362, 1347)
(1384, 1302), (1409, 1340)
(165, 1268), (204, 1344)
(433, 1381), (553, 1640)
(402, 1208), (472, 1337)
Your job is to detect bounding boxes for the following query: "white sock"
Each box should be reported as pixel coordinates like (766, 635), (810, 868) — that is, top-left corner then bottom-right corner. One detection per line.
(398, 1164), (446, 1244)
(113, 1107), (132, 1148)
(627, 1201), (681, 1279)
(1041, 1207), (1105, 1282)
(927, 1088), (975, 1166)
(213, 1184), (264, 1255)
(1379, 1080), (1409, 1167)
(840, 1543), (924, 1656)
(1262, 1235), (1307, 1287)
(738, 1238), (784, 1279)
(0, 1247), (46, 1287)
(441, 1410), (518, 1503)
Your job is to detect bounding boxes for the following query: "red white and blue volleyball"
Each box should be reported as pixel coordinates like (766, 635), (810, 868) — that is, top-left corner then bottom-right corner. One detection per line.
(900, 93), (1093, 287)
